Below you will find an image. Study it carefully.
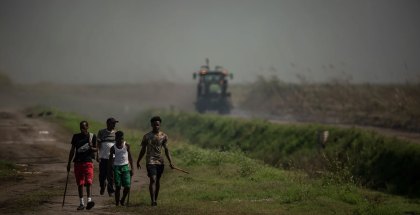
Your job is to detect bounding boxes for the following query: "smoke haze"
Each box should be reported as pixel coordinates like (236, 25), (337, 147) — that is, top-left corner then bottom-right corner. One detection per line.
(1, 0), (419, 84)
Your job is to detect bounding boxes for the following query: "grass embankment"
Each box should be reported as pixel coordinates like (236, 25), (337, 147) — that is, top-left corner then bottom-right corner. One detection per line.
(28, 108), (420, 214)
(134, 111), (420, 197)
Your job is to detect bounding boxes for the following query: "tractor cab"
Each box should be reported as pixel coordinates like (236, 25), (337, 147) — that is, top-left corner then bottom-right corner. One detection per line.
(193, 59), (233, 114)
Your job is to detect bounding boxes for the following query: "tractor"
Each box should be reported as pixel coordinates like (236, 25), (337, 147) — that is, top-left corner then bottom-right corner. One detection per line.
(193, 59), (233, 114)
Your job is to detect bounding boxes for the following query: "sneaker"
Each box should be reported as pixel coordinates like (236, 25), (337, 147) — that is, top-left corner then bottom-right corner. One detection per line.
(86, 201), (95, 210)
(100, 187), (105, 195)
(77, 204), (85, 210)
(120, 199), (125, 206)
(151, 202), (157, 207)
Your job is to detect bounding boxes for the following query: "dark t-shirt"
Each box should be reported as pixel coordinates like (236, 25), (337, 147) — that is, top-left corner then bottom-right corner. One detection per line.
(71, 132), (97, 162)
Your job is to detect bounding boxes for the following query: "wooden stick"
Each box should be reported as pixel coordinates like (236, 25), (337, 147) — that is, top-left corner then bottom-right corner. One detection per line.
(62, 171), (70, 208)
(126, 175), (132, 207)
(172, 166), (189, 174)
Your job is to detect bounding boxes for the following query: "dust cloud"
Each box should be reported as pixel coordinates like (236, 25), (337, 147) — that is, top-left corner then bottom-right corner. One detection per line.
(0, 83), (196, 124)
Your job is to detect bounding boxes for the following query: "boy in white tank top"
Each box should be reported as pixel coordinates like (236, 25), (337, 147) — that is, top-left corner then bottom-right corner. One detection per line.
(108, 131), (134, 206)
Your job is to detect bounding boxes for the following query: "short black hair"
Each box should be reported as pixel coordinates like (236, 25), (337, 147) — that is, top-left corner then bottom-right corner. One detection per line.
(150, 116), (162, 123)
(80, 120), (88, 128)
(115, 130), (124, 139)
(106, 117), (119, 124)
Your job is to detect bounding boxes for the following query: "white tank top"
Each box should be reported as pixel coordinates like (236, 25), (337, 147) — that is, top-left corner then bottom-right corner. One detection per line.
(113, 142), (129, 166)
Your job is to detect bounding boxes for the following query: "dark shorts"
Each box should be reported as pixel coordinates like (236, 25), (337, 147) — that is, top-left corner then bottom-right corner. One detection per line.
(146, 164), (164, 178)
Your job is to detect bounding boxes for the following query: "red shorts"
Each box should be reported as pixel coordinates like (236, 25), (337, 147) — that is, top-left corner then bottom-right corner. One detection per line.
(74, 162), (94, 186)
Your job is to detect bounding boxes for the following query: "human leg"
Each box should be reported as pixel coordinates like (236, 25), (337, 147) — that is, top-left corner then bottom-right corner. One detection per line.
(77, 185), (85, 210)
(120, 167), (131, 205)
(115, 186), (121, 205)
(155, 165), (164, 202)
(86, 184), (91, 198)
(107, 169), (115, 196)
(99, 159), (107, 195)
(84, 162), (95, 210)
(77, 185), (84, 198)
(155, 176), (161, 201)
(147, 164), (164, 206)
(149, 175), (157, 205)
(85, 184), (95, 210)
(113, 165), (123, 205)
(74, 162), (85, 210)
(121, 187), (129, 206)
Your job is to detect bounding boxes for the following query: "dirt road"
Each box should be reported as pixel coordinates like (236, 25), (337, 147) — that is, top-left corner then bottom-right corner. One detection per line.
(0, 109), (147, 214)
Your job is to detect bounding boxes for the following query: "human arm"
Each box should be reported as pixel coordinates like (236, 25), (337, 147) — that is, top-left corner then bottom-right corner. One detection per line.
(163, 136), (174, 169)
(136, 145), (146, 169)
(136, 136), (147, 169)
(67, 137), (76, 172)
(89, 134), (98, 152)
(164, 146), (174, 169)
(108, 146), (115, 179)
(96, 131), (101, 162)
(126, 143), (134, 176)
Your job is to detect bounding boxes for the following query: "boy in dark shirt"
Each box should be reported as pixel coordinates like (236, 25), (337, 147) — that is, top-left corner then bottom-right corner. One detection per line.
(67, 121), (98, 210)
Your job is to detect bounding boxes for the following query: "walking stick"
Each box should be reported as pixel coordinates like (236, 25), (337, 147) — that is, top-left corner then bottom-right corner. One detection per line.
(173, 166), (189, 174)
(126, 174), (132, 207)
(126, 188), (130, 207)
(62, 170), (70, 207)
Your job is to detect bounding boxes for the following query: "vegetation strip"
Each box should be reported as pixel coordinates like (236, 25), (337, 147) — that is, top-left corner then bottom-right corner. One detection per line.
(26, 107), (420, 214)
(134, 110), (420, 197)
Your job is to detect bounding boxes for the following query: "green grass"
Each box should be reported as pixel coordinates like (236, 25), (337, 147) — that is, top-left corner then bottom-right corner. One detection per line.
(133, 110), (420, 197)
(31, 107), (420, 214)
(123, 143), (420, 215)
(0, 160), (19, 181)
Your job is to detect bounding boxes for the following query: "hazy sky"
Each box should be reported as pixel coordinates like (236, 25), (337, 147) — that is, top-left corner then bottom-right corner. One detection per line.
(1, 0), (419, 84)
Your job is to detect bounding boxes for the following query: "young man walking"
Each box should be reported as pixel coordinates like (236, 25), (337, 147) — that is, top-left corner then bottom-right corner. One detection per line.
(96, 117), (118, 196)
(67, 121), (97, 210)
(136, 116), (174, 206)
(108, 131), (134, 206)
